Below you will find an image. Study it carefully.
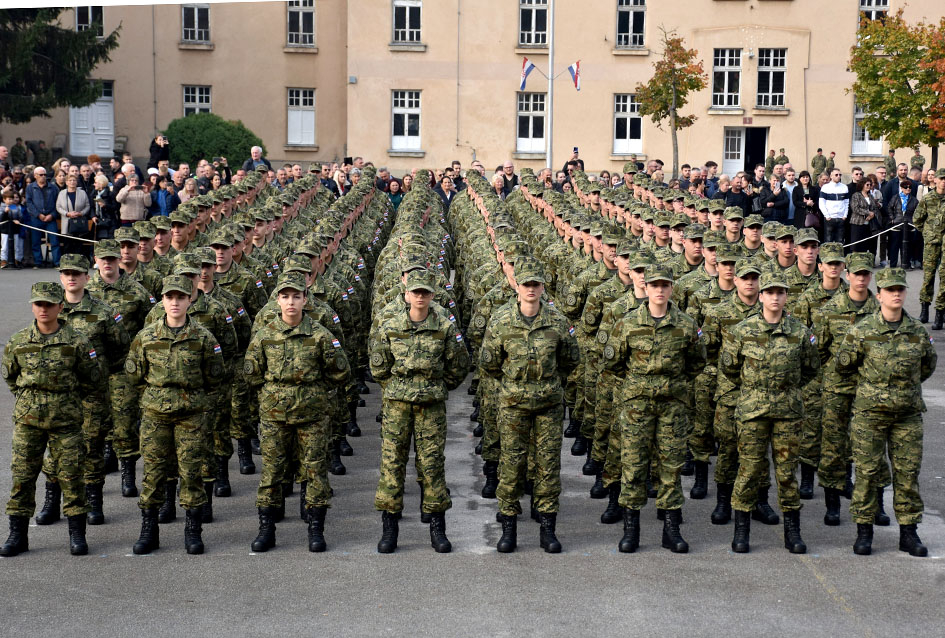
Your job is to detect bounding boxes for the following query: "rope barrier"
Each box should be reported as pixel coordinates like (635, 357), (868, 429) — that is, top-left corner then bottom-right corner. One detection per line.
(0, 219), (99, 243)
(841, 222), (917, 249)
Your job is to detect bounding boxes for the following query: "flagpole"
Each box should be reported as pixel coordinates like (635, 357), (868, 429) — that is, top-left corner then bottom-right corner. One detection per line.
(547, 0), (555, 172)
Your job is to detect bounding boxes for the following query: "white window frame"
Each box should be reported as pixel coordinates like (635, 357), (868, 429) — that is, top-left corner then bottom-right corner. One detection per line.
(287, 88), (316, 146)
(615, 0), (645, 49)
(516, 92), (546, 153)
(859, 0), (888, 23)
(392, 0), (422, 44)
(76, 6), (104, 38)
(852, 103), (882, 156)
(182, 5), (210, 43)
(519, 0), (548, 47)
(287, 0), (315, 47)
(391, 90), (421, 151)
(183, 85), (212, 116)
(756, 48), (786, 108)
(613, 94), (642, 155)
(712, 48), (741, 108)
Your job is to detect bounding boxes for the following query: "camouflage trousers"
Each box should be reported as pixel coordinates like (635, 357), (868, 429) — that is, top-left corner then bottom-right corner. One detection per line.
(819, 391), (891, 490)
(7, 422), (88, 517)
(713, 401), (741, 485)
(567, 362), (583, 418)
(43, 395), (110, 486)
(209, 383), (234, 458)
(497, 403), (564, 517)
(375, 399), (452, 514)
(732, 417), (801, 513)
(592, 370), (618, 466)
(258, 418), (331, 509)
(850, 410), (923, 525)
(478, 376), (501, 464)
(579, 351), (600, 440)
(798, 375), (824, 468)
(138, 412), (208, 511)
(689, 368), (717, 463)
(618, 396), (688, 511)
(919, 241), (945, 309)
(230, 358), (258, 441)
(109, 370), (140, 459)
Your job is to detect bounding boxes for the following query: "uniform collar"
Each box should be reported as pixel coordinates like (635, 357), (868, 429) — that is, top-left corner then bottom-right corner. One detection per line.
(274, 314), (314, 336)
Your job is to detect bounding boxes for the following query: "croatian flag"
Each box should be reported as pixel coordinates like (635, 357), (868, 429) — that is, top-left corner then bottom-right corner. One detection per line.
(520, 57), (536, 90)
(568, 60), (581, 91)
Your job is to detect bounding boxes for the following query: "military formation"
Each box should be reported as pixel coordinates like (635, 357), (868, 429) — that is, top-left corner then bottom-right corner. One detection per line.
(1, 159), (940, 560)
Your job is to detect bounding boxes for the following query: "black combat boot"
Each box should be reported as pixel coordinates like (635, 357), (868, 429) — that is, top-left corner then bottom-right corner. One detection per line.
(582, 450), (597, 476)
(899, 524), (928, 557)
(874, 486), (891, 526)
(661, 509), (689, 553)
(842, 463), (854, 499)
(339, 437), (354, 457)
(357, 371), (370, 395)
(467, 378), (478, 395)
(472, 422), (483, 437)
(570, 434), (588, 456)
(329, 440), (346, 475)
(120, 458), (138, 497)
(251, 436), (262, 456)
(300, 482), (309, 521)
(496, 514), (517, 553)
(0, 515), (29, 556)
(202, 481), (214, 524)
(530, 493), (539, 523)
(919, 302), (930, 324)
(564, 416), (581, 438)
(645, 475), (658, 499)
(86, 483), (105, 526)
(681, 450), (694, 476)
(347, 402), (361, 438)
(35, 481), (61, 525)
(103, 441), (118, 474)
(308, 507), (328, 552)
(67, 515), (88, 556)
(184, 507), (205, 554)
(823, 487), (841, 526)
(377, 511), (399, 553)
(158, 479), (177, 524)
(481, 462), (498, 499)
(429, 512), (452, 553)
(470, 402), (480, 423)
(251, 507), (276, 552)
(782, 510), (807, 554)
(752, 487), (780, 525)
(711, 483), (733, 525)
(538, 513), (562, 553)
(474, 439), (483, 455)
(799, 462), (816, 500)
(214, 457), (231, 497)
(236, 438), (256, 474)
(690, 461), (709, 500)
(618, 508), (640, 553)
(933, 309), (945, 331)
(853, 523), (873, 555)
(132, 507), (160, 554)
(589, 469), (607, 499)
(601, 483), (624, 524)
(731, 509), (751, 553)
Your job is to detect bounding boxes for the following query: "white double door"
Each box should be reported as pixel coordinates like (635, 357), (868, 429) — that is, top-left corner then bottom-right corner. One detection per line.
(70, 97), (114, 157)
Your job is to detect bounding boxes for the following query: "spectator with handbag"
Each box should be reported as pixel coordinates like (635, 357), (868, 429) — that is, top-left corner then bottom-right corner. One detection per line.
(56, 174), (91, 257)
(91, 174), (119, 240)
(849, 176), (882, 257)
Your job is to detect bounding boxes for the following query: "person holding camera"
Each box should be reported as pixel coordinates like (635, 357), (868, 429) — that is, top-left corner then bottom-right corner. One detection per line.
(115, 174), (152, 226)
(148, 135), (170, 170)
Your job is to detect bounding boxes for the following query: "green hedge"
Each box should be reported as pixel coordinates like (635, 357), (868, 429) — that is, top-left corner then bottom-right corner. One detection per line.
(163, 113), (266, 168)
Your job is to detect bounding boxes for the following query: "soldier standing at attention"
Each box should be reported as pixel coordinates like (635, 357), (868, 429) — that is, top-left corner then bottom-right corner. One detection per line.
(838, 268), (936, 557)
(910, 147), (926, 173)
(810, 148), (827, 182)
(1, 282), (101, 556)
(244, 272), (350, 553)
(912, 169), (945, 328)
(480, 260), (579, 553)
(604, 264), (705, 554)
(124, 275), (224, 555)
(370, 268), (469, 554)
(720, 272), (819, 554)
(883, 149), (897, 177)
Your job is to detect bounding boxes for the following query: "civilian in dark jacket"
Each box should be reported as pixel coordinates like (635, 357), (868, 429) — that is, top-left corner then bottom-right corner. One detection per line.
(25, 167), (60, 266)
(759, 176), (789, 223)
(723, 176), (751, 217)
(791, 171), (822, 233)
(148, 135), (170, 169)
(887, 180), (919, 268)
(90, 174), (119, 239)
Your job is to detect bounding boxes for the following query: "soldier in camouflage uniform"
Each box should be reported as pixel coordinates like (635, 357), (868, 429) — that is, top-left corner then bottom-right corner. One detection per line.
(133, 221), (173, 277)
(910, 148), (925, 172)
(1, 282), (101, 557)
(810, 148), (827, 182)
(480, 260), (579, 553)
(124, 275), (224, 555)
(370, 269), (469, 554)
(838, 268), (936, 557)
(912, 169), (945, 327)
(244, 272), (350, 553)
(116, 227), (163, 301)
(720, 272), (819, 554)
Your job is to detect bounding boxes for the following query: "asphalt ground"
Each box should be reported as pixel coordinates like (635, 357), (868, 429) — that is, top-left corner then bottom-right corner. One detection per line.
(0, 265), (943, 637)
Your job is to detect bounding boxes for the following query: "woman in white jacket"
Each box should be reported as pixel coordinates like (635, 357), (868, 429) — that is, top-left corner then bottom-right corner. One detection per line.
(56, 174), (91, 256)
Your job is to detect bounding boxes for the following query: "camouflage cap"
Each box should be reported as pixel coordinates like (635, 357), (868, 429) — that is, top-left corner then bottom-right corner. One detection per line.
(935, 168), (945, 179)
(640, 208), (656, 223)
(58, 253), (90, 272)
(759, 272), (788, 292)
(708, 199), (727, 213)
(616, 240), (634, 257)
(775, 226), (796, 241)
(171, 253), (201, 276)
(590, 222), (604, 238)
(169, 210), (191, 225)
(209, 192), (223, 204)
(602, 228), (623, 246)
(743, 214), (765, 228)
(819, 242), (845, 264)
(514, 260), (546, 284)
(875, 267), (908, 289)
(587, 183), (602, 194)
(695, 199), (711, 212)
(208, 229), (234, 248)
(162, 274), (194, 296)
(654, 212), (673, 228)
(846, 252), (874, 274)
(796, 227), (820, 245)
(716, 242), (742, 263)
(275, 271), (307, 294)
(195, 247), (217, 265)
(405, 268), (435, 293)
(94, 238), (121, 259)
(133, 220), (156, 239)
(283, 254), (313, 275)
(660, 191), (676, 203)
(623, 161), (637, 174)
(629, 250), (653, 270)
(255, 164), (270, 174)
(671, 213), (690, 228)
(684, 223), (706, 240)
(114, 226), (140, 244)
(644, 264), (674, 284)
(150, 215), (172, 231)
(194, 194), (212, 208)
(762, 221), (781, 238)
(735, 258), (761, 278)
(30, 281), (64, 304)
(723, 206), (744, 221)
(702, 230), (723, 249)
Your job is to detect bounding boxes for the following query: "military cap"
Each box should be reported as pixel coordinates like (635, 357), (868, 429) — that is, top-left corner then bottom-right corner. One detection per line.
(114, 226), (140, 244)
(283, 254), (313, 275)
(759, 272), (788, 292)
(632, 173), (646, 185)
(629, 250), (653, 270)
(133, 220), (156, 239)
(762, 221), (781, 239)
(684, 223), (706, 240)
(623, 161), (637, 174)
(602, 228), (623, 246)
(708, 200), (726, 213)
(169, 210), (191, 225)
(275, 271), (307, 294)
(683, 197), (698, 209)
(194, 194), (212, 208)
(743, 214), (765, 228)
(255, 164), (270, 174)
(514, 260), (546, 284)
(209, 192), (223, 204)
(660, 191), (676, 203)
(695, 199), (711, 212)
(644, 264), (674, 284)
(819, 242), (845, 264)
(935, 168), (945, 179)
(208, 229), (234, 247)
(94, 238), (121, 259)
(846, 252), (874, 274)
(590, 222), (604, 237)
(250, 208), (270, 223)
(702, 230), (723, 249)
(614, 193), (631, 208)
(30, 281), (64, 304)
(587, 183), (602, 194)
(875, 267), (908, 288)
(195, 247), (217, 266)
(716, 242), (741, 263)
(58, 254), (90, 272)
(600, 191), (613, 204)
(794, 227), (819, 245)
(172, 253), (201, 276)
(654, 213), (673, 228)
(735, 258), (762, 278)
(671, 213), (690, 228)
(162, 274), (194, 296)
(405, 268), (435, 293)
(775, 226), (796, 241)
(640, 209), (656, 223)
(150, 215), (172, 231)
(723, 206), (744, 221)
(233, 214), (255, 230)
(616, 240), (634, 257)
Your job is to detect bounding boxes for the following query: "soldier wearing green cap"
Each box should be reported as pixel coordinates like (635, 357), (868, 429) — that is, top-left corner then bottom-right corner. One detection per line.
(212, 228), (268, 322)
(670, 223), (705, 280)
(762, 226), (819, 313)
(0, 282), (101, 557)
(912, 167), (945, 327)
(672, 230), (720, 312)
(722, 207), (744, 245)
(837, 267), (936, 557)
(134, 220), (173, 278)
(742, 214), (765, 257)
(115, 226), (163, 300)
(150, 215), (177, 260)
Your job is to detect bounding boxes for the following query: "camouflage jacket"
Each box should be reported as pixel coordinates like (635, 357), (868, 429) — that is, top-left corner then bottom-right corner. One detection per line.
(913, 190), (945, 245)
(792, 279), (848, 328)
(214, 262), (268, 320)
(145, 290), (238, 369)
(560, 259), (615, 322)
(594, 289), (646, 368)
(62, 290), (130, 376)
(580, 274), (632, 346)
(86, 271), (153, 338)
(672, 264), (715, 311)
(205, 283), (253, 353)
(124, 263), (164, 301)
(703, 294), (761, 405)
(687, 279), (735, 329)
(812, 291), (879, 394)
(761, 260), (819, 312)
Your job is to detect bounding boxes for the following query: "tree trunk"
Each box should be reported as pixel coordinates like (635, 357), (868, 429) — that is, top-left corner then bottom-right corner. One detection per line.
(932, 145), (939, 171)
(670, 78), (679, 181)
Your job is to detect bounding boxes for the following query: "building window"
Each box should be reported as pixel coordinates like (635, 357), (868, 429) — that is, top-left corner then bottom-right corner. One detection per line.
(287, 89), (316, 146)
(182, 5), (210, 43)
(76, 6), (104, 38)
(616, 0), (645, 48)
(392, 0), (421, 43)
(756, 48), (786, 108)
(287, 0), (315, 47)
(859, 0), (888, 24)
(613, 94), (642, 154)
(712, 48), (741, 108)
(391, 90), (421, 150)
(852, 103), (882, 155)
(183, 85), (211, 116)
(516, 92), (546, 153)
(519, 0), (547, 47)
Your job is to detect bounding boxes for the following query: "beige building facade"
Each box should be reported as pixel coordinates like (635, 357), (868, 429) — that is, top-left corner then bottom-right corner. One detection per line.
(1, 0), (940, 177)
